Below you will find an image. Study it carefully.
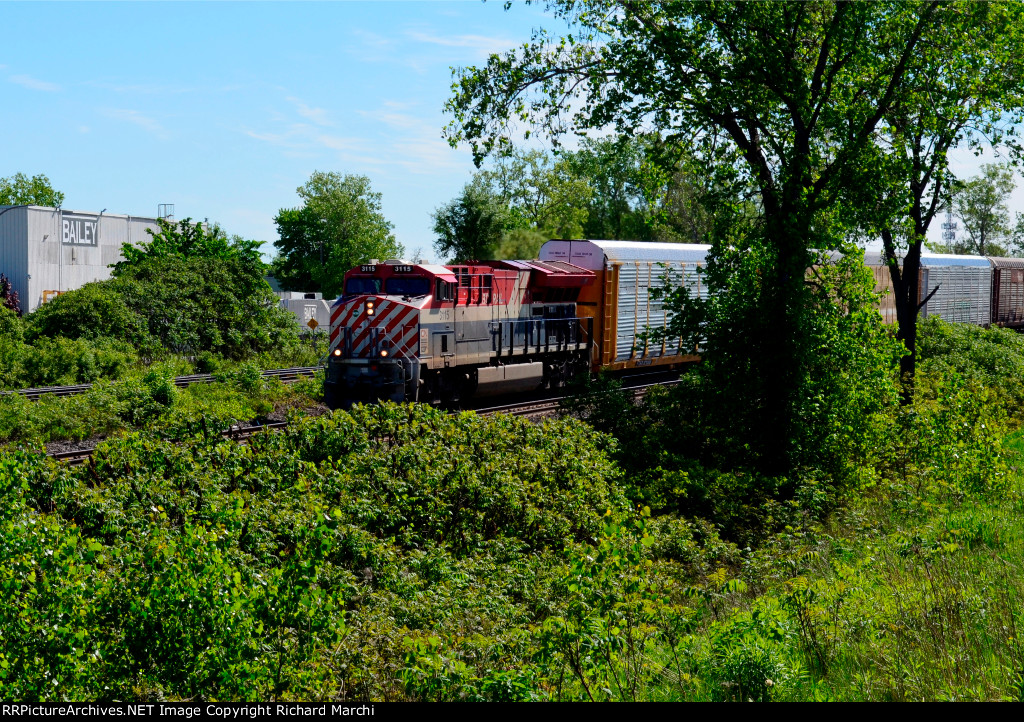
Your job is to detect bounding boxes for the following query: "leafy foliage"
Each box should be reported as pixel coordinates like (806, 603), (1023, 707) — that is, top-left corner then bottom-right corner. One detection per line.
(444, 0), (1024, 474)
(0, 274), (21, 316)
(0, 172), (64, 207)
(23, 253), (298, 363)
(115, 255), (298, 359)
(431, 135), (713, 264)
(946, 163), (1017, 257)
(24, 281), (145, 345)
(0, 369), (315, 445)
(0, 406), (639, 700)
(115, 218), (262, 271)
(431, 179), (516, 262)
(4, 315), (1024, 701)
(271, 172), (403, 298)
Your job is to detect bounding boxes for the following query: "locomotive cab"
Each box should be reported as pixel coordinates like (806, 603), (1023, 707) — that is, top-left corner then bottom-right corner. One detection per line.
(325, 261), (448, 408)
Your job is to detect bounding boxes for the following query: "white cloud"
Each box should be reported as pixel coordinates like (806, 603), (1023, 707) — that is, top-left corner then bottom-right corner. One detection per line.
(100, 108), (169, 139)
(351, 29), (395, 50)
(391, 135), (466, 175)
(9, 74), (61, 92)
(359, 109), (423, 130)
(287, 96), (332, 126)
(316, 134), (360, 151)
(243, 95), (467, 179)
(243, 123), (363, 154)
(405, 30), (516, 57)
(87, 81), (193, 94)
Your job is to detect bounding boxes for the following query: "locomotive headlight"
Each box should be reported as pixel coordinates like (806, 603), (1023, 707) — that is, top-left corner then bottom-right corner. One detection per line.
(380, 349), (389, 358)
(332, 349), (342, 357)
(365, 300), (375, 316)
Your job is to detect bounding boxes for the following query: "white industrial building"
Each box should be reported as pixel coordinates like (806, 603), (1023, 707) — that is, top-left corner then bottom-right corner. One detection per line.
(275, 290), (333, 334)
(0, 205), (161, 314)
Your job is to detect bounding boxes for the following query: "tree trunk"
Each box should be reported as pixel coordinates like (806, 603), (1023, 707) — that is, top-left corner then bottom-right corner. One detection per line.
(883, 228), (922, 405)
(757, 215), (811, 476)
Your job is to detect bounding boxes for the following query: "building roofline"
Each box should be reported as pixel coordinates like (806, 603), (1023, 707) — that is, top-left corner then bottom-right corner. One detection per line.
(0, 204), (161, 222)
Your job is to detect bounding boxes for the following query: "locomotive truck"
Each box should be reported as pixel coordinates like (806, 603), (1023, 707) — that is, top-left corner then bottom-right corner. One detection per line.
(324, 239), (708, 408)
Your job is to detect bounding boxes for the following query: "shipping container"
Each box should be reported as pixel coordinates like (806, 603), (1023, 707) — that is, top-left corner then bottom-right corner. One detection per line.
(539, 240), (709, 370)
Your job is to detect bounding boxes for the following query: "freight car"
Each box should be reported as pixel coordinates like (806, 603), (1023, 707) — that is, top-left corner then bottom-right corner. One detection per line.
(865, 251), (1024, 328)
(323, 240), (709, 408)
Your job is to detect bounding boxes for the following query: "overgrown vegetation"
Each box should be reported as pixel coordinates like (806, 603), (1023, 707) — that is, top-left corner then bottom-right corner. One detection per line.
(0, 218), (316, 393)
(0, 366), (325, 446)
(4, 325), (1024, 701)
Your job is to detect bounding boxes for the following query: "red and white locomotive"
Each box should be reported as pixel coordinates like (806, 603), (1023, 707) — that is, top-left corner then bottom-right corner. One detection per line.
(324, 257), (596, 407)
(324, 240), (709, 408)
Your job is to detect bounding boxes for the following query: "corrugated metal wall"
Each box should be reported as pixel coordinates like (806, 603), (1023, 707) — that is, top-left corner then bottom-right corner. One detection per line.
(0, 206), (29, 310)
(613, 260), (708, 361)
(1, 207), (160, 313)
(920, 264), (992, 325)
(279, 298), (333, 332)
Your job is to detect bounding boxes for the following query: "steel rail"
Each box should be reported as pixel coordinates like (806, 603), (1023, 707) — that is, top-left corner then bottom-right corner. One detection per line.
(46, 379), (679, 465)
(3, 366), (321, 402)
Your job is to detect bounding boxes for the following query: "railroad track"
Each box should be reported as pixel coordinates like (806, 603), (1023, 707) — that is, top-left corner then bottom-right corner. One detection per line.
(47, 379), (677, 465)
(4, 366), (321, 402)
(51, 420), (292, 466)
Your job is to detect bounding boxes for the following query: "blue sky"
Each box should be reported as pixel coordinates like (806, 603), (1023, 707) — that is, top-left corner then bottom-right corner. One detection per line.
(0, 1), (562, 263)
(1, 1), (1019, 261)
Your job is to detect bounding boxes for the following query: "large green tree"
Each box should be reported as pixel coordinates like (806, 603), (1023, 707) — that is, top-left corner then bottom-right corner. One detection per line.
(564, 135), (664, 242)
(478, 148), (593, 239)
(444, 0), (989, 474)
(272, 172), (402, 298)
(842, 4), (1024, 398)
(952, 163), (1017, 257)
(28, 217), (299, 360)
(431, 148), (590, 262)
(0, 172), (64, 207)
(433, 137), (702, 263)
(432, 179), (515, 262)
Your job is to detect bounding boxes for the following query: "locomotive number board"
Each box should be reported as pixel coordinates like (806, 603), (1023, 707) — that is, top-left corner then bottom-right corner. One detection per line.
(359, 265), (377, 273)
(392, 265), (415, 273)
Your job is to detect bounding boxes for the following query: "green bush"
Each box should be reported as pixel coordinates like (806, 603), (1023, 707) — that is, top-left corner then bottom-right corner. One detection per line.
(24, 281), (148, 346)
(0, 305), (23, 343)
(17, 336), (136, 388)
(115, 255), (300, 360)
(917, 317), (1024, 423)
(0, 405), (626, 701)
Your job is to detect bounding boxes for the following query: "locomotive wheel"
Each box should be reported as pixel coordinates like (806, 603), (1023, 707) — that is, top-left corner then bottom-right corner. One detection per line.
(545, 360), (569, 389)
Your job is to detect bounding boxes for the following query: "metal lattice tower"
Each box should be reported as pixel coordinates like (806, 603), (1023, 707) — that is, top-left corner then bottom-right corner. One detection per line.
(941, 207), (958, 252)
